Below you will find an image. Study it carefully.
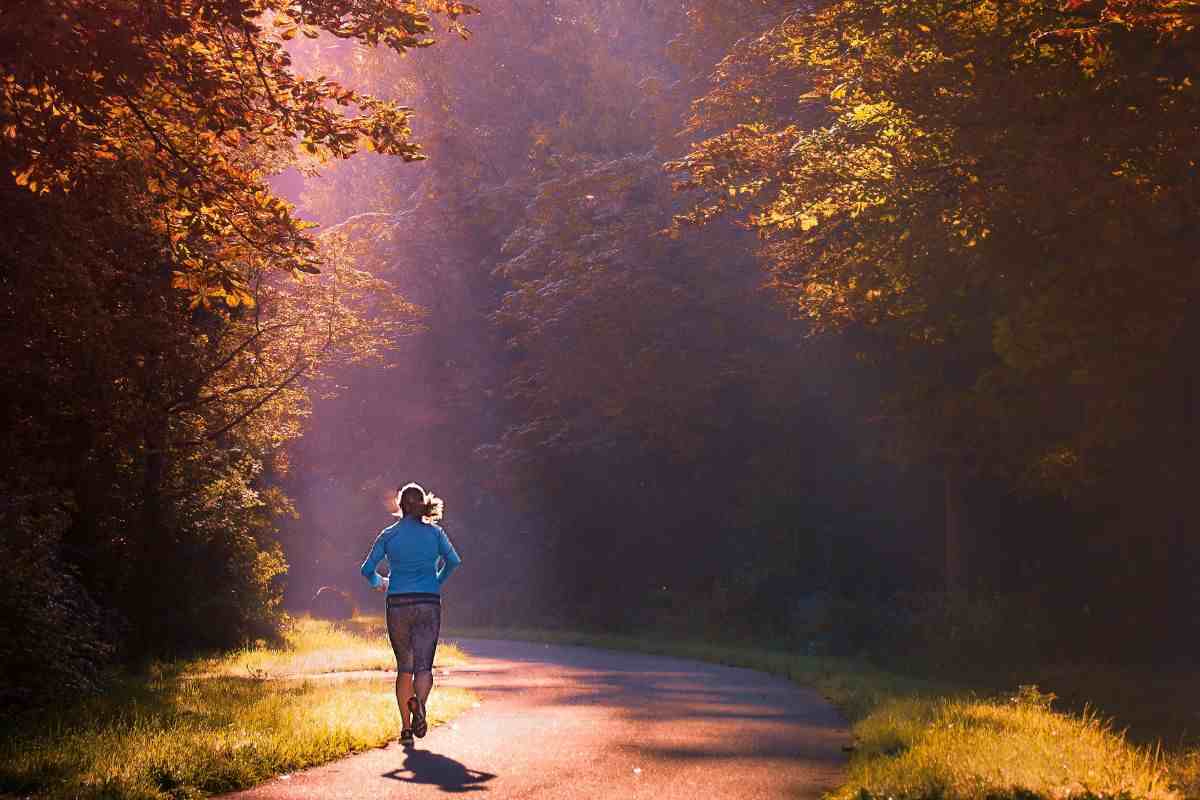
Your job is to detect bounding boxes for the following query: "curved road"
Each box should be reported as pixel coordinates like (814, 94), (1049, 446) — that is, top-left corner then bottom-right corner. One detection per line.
(222, 638), (851, 799)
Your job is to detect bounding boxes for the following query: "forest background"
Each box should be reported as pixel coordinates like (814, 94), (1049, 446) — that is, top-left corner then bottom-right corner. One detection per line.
(2, 0), (1198, 718)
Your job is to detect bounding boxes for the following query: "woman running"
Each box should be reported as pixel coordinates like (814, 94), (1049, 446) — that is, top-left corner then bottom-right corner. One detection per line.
(360, 482), (462, 747)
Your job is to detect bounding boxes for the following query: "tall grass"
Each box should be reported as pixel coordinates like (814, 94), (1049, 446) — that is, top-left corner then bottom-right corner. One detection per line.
(840, 694), (1174, 800)
(446, 626), (1185, 800)
(1171, 751), (1200, 799)
(0, 616), (475, 800)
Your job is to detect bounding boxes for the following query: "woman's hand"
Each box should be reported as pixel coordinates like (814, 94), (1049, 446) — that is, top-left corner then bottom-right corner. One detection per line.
(377, 576), (390, 592)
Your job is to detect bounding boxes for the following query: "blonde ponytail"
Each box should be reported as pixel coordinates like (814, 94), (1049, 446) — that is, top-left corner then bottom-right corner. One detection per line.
(397, 482), (444, 523)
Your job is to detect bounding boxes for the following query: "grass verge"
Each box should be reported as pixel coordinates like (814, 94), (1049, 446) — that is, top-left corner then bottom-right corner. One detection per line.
(193, 614), (467, 677)
(445, 626), (1188, 799)
(0, 616), (475, 800)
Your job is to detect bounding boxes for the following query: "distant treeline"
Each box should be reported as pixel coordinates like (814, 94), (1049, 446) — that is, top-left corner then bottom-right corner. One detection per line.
(280, 0), (1199, 668)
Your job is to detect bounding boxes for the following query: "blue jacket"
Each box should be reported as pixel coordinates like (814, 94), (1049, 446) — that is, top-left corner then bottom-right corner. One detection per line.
(360, 516), (462, 595)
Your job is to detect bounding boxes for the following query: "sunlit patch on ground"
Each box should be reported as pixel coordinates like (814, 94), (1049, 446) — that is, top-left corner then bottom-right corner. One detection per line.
(0, 616), (476, 800)
(191, 614), (467, 678)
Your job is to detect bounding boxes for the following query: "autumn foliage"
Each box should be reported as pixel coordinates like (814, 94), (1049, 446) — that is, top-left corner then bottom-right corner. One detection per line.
(0, 0), (475, 706)
(670, 0), (1200, 495)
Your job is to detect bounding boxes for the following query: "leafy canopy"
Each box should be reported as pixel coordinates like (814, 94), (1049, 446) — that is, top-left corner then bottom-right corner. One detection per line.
(669, 0), (1200, 488)
(1, 0), (478, 302)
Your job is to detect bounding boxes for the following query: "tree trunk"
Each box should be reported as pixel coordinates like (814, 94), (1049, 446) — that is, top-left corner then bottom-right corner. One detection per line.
(141, 430), (165, 550)
(944, 460), (969, 604)
(134, 325), (171, 653)
(1183, 364), (1195, 514)
(134, 415), (169, 652)
(1174, 335), (1197, 618)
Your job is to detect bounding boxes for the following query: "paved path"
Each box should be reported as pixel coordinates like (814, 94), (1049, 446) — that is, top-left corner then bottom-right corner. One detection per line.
(221, 639), (851, 799)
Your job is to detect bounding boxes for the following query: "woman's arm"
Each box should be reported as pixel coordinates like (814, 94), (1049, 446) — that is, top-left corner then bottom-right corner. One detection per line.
(435, 527), (462, 585)
(360, 529), (392, 590)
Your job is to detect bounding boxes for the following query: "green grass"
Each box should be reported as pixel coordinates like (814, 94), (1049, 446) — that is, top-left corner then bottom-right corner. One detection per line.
(193, 614), (467, 678)
(8, 618), (1188, 799)
(445, 626), (1188, 800)
(0, 616), (475, 800)
(1172, 751), (1200, 799)
(843, 694), (1173, 800)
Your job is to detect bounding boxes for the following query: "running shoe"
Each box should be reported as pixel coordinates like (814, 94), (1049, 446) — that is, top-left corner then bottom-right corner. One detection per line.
(407, 696), (428, 738)
(399, 728), (414, 747)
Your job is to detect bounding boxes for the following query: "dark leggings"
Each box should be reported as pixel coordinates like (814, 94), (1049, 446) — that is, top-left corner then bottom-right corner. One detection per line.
(386, 600), (441, 674)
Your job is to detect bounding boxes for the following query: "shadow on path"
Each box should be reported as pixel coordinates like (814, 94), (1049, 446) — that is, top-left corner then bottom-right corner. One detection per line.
(382, 748), (497, 793)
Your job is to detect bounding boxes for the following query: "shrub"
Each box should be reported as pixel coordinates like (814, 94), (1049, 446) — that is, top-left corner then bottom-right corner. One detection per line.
(311, 586), (357, 620)
(0, 489), (113, 712)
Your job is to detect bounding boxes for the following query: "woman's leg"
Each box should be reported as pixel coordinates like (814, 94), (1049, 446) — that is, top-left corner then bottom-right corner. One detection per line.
(408, 603), (441, 735)
(414, 669), (433, 709)
(412, 603), (441, 702)
(386, 605), (417, 731)
(397, 672), (414, 729)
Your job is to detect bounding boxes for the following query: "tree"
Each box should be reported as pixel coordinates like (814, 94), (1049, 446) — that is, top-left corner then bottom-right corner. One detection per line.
(266, 0), (698, 617)
(668, 0), (1200, 599)
(0, 0), (479, 679)
(273, 0), (932, 636)
(2, 0), (478, 290)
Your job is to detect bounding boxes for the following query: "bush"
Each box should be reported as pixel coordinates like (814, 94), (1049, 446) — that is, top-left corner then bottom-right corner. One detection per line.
(311, 586), (356, 620)
(0, 489), (114, 712)
(886, 590), (1058, 671)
